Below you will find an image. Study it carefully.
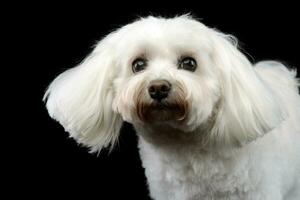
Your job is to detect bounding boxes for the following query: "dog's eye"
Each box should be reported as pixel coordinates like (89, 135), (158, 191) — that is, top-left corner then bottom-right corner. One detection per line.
(178, 57), (197, 72)
(132, 58), (147, 73)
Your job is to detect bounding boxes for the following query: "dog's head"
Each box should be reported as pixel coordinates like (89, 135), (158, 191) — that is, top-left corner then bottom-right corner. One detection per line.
(44, 15), (285, 152)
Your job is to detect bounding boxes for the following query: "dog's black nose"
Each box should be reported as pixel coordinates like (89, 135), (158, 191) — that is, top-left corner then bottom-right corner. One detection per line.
(148, 80), (171, 101)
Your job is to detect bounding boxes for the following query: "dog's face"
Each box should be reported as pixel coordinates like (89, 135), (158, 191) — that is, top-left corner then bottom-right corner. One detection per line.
(112, 18), (220, 132)
(44, 15), (285, 152)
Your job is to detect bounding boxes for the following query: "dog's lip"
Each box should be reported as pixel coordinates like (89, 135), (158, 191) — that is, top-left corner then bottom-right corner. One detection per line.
(146, 102), (187, 122)
(151, 101), (173, 109)
(137, 98), (188, 122)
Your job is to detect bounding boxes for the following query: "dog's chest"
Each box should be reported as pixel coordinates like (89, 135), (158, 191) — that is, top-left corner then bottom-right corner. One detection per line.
(138, 138), (257, 200)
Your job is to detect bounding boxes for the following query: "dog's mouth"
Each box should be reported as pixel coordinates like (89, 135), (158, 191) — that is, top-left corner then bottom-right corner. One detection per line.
(134, 82), (188, 123)
(136, 100), (188, 122)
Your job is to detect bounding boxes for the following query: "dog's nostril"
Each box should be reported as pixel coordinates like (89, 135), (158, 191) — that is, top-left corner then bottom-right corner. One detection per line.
(148, 80), (171, 101)
(149, 86), (156, 94)
(160, 85), (170, 92)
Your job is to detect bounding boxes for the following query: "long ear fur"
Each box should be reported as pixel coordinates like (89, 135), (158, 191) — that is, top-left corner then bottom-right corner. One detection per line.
(43, 33), (123, 153)
(210, 31), (286, 146)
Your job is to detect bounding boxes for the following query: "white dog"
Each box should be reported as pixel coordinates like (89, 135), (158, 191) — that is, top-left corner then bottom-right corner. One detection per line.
(44, 15), (300, 200)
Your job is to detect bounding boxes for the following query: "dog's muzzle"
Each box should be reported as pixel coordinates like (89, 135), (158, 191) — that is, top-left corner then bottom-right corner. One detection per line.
(136, 80), (188, 122)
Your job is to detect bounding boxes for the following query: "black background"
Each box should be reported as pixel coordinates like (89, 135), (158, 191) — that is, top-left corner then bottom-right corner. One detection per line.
(10, 3), (299, 199)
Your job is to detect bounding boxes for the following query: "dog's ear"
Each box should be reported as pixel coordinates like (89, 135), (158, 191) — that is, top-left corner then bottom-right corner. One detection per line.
(210, 31), (286, 146)
(43, 32), (123, 153)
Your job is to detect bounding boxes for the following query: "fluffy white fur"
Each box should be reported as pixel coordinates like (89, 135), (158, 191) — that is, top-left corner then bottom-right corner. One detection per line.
(44, 15), (300, 200)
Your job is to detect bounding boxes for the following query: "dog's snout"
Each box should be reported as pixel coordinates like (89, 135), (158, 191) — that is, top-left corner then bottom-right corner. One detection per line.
(148, 80), (171, 101)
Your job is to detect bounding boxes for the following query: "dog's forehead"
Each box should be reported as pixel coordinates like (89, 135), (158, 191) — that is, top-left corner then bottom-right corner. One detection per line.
(115, 17), (212, 57)
(124, 17), (204, 40)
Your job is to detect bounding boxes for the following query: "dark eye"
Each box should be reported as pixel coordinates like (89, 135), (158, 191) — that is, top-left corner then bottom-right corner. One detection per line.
(132, 58), (147, 73)
(178, 57), (197, 72)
